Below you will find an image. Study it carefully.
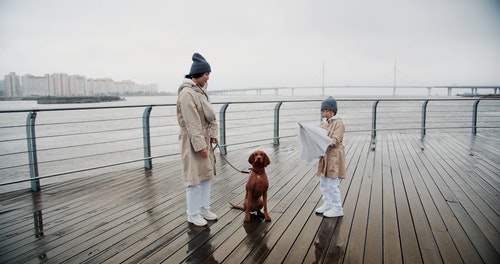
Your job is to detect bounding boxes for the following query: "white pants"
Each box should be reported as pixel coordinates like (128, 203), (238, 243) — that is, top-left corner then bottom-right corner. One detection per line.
(319, 177), (342, 211)
(186, 180), (211, 216)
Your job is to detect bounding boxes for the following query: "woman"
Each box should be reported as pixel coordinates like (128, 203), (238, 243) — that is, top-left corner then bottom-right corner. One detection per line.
(176, 53), (218, 226)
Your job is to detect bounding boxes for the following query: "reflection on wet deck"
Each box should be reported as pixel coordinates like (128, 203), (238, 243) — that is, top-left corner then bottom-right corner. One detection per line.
(0, 133), (499, 263)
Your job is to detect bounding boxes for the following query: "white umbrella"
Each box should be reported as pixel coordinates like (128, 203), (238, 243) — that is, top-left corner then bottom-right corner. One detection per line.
(297, 122), (332, 163)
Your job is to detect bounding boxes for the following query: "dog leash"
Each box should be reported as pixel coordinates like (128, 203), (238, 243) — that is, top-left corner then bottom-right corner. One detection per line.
(213, 143), (250, 174)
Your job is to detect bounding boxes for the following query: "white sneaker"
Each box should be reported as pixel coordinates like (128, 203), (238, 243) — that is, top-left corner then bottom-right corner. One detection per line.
(315, 203), (333, 214)
(323, 208), (344, 218)
(200, 209), (218, 221)
(187, 214), (207, 226)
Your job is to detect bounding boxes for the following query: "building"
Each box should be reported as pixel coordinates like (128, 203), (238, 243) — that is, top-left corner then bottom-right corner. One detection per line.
(21, 74), (50, 96)
(68, 75), (86, 95)
(3, 72), (21, 96)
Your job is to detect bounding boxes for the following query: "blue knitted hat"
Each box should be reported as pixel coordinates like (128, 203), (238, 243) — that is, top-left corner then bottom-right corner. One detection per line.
(321, 96), (338, 113)
(188, 53), (211, 76)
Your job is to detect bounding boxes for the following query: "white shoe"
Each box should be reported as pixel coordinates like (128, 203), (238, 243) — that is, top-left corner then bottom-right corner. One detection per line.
(187, 214), (208, 226)
(323, 208), (344, 218)
(315, 203), (333, 214)
(200, 209), (218, 221)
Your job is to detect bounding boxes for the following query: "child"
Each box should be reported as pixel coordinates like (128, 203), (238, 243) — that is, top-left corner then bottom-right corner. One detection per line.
(315, 97), (346, 217)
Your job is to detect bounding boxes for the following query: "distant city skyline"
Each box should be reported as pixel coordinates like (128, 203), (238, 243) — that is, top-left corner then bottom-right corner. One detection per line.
(2, 72), (158, 97)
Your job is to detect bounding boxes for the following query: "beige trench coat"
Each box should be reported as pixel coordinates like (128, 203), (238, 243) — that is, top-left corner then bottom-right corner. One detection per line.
(176, 80), (218, 187)
(317, 118), (346, 179)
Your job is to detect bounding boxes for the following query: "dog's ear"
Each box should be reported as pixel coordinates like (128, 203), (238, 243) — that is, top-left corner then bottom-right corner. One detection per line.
(248, 152), (255, 165)
(263, 152), (271, 167)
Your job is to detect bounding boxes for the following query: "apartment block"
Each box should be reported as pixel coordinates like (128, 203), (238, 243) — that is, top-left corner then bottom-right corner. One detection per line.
(22, 74), (50, 96)
(4, 72), (22, 96)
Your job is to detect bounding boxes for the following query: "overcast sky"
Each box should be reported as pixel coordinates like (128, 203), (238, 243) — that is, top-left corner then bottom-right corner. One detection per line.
(1, 0), (499, 93)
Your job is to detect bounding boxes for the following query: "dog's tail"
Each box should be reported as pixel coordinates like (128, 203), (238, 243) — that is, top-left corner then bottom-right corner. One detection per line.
(229, 202), (245, 210)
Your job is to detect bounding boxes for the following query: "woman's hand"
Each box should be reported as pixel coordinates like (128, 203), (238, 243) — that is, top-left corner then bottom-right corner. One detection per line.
(199, 148), (208, 158)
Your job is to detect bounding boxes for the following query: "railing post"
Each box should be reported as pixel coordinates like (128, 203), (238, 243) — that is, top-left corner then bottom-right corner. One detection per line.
(421, 100), (429, 137)
(219, 103), (229, 155)
(26, 111), (40, 191)
(273, 101), (283, 146)
(142, 106), (153, 169)
(371, 100), (380, 141)
(472, 99), (480, 135)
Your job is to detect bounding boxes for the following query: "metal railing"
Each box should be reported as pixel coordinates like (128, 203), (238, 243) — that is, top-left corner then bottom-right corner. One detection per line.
(0, 98), (499, 191)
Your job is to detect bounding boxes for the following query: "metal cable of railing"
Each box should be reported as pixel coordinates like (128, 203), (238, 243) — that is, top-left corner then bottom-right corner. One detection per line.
(0, 98), (499, 192)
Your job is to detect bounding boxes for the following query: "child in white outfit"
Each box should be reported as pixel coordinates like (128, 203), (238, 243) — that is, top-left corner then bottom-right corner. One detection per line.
(315, 97), (346, 218)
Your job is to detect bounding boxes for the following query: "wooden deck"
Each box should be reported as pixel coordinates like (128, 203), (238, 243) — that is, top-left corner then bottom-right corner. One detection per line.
(0, 133), (499, 263)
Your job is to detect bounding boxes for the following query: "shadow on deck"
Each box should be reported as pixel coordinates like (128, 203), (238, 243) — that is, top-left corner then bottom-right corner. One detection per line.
(0, 133), (499, 263)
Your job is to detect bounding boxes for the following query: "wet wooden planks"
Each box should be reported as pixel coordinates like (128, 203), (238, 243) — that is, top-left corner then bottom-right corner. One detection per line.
(0, 133), (499, 263)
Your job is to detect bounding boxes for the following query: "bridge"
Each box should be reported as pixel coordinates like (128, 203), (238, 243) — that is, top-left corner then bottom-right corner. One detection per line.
(208, 85), (500, 96)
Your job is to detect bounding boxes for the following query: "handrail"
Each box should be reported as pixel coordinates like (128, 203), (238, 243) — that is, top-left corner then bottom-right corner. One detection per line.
(273, 101), (283, 146)
(472, 99), (480, 134)
(371, 100), (380, 141)
(142, 106), (153, 169)
(0, 98), (498, 191)
(26, 111), (40, 191)
(421, 100), (430, 136)
(218, 103), (230, 155)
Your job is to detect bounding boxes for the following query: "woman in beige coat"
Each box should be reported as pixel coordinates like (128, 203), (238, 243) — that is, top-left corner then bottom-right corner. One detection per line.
(315, 97), (346, 218)
(177, 53), (218, 226)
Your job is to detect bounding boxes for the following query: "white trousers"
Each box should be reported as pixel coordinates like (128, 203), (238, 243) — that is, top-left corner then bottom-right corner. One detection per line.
(319, 177), (342, 211)
(186, 180), (211, 216)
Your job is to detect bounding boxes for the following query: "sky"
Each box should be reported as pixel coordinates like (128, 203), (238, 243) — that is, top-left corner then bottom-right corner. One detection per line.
(1, 0), (499, 94)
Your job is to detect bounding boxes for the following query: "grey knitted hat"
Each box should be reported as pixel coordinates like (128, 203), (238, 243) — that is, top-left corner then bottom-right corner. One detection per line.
(321, 96), (338, 113)
(187, 53), (211, 76)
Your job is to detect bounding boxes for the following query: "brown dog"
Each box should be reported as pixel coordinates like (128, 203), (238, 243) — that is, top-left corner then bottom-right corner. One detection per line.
(229, 150), (271, 222)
